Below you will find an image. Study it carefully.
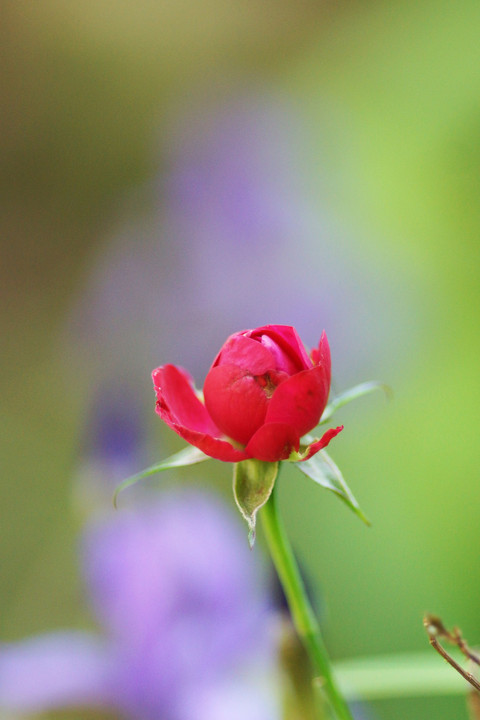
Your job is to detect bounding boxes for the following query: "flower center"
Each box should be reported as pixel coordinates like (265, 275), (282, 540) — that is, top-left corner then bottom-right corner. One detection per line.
(255, 370), (288, 398)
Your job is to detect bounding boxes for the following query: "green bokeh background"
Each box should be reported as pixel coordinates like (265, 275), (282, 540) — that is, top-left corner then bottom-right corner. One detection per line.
(2, 2), (480, 718)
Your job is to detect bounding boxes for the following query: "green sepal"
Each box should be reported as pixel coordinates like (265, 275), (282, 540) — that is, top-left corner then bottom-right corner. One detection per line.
(295, 450), (370, 525)
(287, 443), (317, 463)
(113, 446), (209, 507)
(233, 459), (279, 547)
(320, 380), (392, 425)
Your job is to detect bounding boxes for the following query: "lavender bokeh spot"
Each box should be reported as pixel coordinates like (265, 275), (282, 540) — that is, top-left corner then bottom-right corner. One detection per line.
(0, 491), (279, 720)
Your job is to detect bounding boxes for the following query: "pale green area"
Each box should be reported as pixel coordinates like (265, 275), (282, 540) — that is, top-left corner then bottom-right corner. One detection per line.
(2, 2), (480, 719)
(334, 652), (467, 700)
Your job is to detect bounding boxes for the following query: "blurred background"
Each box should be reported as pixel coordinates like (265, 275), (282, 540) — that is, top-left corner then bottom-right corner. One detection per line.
(1, 1), (480, 718)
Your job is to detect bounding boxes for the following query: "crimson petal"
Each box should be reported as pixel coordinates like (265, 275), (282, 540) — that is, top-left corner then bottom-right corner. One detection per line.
(152, 365), (248, 462)
(212, 334), (275, 374)
(153, 365), (217, 435)
(245, 422), (300, 462)
(163, 421), (250, 462)
(265, 365), (330, 437)
(247, 325), (312, 372)
(310, 330), (331, 395)
(300, 425), (344, 461)
(204, 364), (268, 445)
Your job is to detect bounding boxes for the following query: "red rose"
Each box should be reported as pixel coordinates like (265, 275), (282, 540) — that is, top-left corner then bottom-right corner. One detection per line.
(152, 325), (342, 463)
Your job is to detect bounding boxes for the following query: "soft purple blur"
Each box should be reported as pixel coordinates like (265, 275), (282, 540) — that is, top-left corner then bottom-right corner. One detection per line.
(67, 90), (392, 394)
(0, 491), (279, 720)
(74, 379), (149, 513)
(85, 383), (144, 476)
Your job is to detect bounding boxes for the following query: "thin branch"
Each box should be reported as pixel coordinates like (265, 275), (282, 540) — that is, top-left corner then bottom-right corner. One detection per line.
(424, 615), (480, 693)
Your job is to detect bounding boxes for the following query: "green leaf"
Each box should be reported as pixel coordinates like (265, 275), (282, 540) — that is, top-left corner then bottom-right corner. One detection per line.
(113, 446), (209, 507)
(233, 460), (279, 547)
(320, 380), (392, 424)
(295, 450), (370, 525)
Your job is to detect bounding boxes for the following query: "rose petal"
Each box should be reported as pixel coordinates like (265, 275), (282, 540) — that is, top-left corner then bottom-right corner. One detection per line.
(166, 422), (250, 462)
(153, 365), (218, 435)
(245, 422), (300, 462)
(212, 335), (275, 374)
(204, 365), (268, 445)
(152, 365), (248, 461)
(310, 331), (331, 395)
(265, 365), (330, 437)
(300, 426), (344, 461)
(247, 325), (312, 373)
(209, 329), (248, 368)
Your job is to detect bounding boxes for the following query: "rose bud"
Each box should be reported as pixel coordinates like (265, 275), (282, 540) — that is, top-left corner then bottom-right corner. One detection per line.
(152, 325), (342, 464)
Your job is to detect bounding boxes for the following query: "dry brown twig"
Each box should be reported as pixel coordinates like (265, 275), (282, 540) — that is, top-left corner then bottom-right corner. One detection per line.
(424, 614), (480, 693)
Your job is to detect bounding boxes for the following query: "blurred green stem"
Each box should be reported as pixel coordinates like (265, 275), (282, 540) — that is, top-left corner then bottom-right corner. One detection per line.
(260, 484), (353, 720)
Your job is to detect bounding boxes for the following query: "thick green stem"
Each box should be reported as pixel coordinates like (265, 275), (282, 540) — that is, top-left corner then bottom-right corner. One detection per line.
(260, 485), (353, 720)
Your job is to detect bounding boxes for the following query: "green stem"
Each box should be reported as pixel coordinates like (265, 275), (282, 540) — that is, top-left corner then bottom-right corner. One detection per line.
(260, 484), (353, 720)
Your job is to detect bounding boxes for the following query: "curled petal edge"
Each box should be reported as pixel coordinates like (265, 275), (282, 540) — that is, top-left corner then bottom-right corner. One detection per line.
(153, 364), (250, 461)
(310, 330), (331, 397)
(288, 425), (344, 462)
(162, 419), (250, 463)
(153, 365), (219, 436)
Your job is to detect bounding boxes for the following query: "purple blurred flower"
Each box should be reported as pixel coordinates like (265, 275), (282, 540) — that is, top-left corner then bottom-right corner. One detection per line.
(74, 379), (149, 512)
(0, 492), (279, 720)
(85, 383), (143, 478)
